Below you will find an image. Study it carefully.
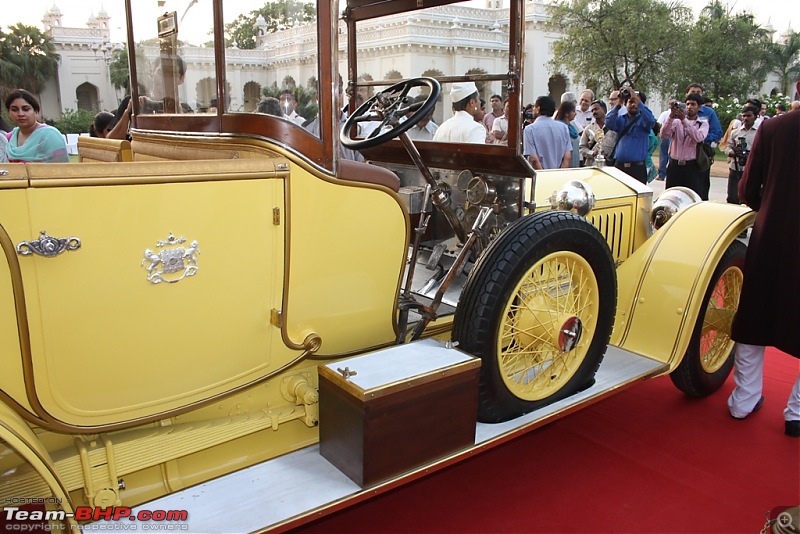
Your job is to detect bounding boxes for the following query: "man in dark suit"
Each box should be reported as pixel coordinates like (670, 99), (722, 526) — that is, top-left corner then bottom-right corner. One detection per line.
(727, 80), (800, 438)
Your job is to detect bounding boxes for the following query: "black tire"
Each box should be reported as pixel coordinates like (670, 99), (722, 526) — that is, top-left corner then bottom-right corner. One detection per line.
(453, 211), (617, 423)
(670, 240), (747, 397)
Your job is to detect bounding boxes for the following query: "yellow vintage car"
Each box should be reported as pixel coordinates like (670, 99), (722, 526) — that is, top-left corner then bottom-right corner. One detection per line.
(0, 0), (753, 531)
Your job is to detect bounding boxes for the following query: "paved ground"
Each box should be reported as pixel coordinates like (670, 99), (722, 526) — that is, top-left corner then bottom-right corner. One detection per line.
(649, 156), (730, 203)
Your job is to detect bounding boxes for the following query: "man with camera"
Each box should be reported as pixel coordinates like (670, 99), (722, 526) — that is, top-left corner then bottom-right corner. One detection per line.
(659, 93), (709, 196)
(724, 105), (758, 204)
(685, 84), (722, 199)
(605, 84), (655, 183)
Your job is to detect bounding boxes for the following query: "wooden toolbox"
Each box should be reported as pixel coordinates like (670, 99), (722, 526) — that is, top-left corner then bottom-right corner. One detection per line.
(318, 339), (481, 488)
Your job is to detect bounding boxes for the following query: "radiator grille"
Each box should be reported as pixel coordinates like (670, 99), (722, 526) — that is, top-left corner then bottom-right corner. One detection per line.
(588, 209), (628, 261)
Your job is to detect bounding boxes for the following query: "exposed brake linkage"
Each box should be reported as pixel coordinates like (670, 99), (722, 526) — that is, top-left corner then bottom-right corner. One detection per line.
(397, 200), (493, 344)
(394, 129), (495, 344)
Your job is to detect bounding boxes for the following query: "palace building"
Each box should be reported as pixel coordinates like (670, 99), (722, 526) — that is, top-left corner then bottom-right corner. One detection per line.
(37, 1), (568, 124)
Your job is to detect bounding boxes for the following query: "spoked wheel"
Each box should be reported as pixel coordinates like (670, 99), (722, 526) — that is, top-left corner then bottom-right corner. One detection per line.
(453, 211), (617, 423)
(670, 240), (746, 397)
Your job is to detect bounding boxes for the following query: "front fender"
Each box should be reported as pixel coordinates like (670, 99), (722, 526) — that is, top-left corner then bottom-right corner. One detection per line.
(610, 202), (754, 369)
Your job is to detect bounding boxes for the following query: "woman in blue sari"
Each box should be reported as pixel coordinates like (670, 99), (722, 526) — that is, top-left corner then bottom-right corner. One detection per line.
(0, 116), (10, 163)
(555, 100), (580, 168)
(4, 89), (68, 163)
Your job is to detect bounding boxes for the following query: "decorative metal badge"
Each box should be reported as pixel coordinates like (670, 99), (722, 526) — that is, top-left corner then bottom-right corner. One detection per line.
(142, 233), (200, 285)
(17, 230), (81, 257)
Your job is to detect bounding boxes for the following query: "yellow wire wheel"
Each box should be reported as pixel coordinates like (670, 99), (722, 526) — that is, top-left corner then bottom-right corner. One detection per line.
(497, 251), (600, 401)
(670, 240), (746, 397)
(453, 211), (616, 423)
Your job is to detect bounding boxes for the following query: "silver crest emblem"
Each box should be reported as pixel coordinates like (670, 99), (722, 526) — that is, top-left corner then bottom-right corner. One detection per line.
(142, 233), (200, 284)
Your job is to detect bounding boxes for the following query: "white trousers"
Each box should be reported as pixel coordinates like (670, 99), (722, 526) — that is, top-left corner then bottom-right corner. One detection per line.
(727, 343), (800, 421)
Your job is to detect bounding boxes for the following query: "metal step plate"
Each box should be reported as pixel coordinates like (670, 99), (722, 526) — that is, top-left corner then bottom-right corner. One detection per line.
(91, 341), (667, 533)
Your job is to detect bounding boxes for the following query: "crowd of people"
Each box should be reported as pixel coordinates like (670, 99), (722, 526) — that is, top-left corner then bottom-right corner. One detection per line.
(5, 71), (799, 172)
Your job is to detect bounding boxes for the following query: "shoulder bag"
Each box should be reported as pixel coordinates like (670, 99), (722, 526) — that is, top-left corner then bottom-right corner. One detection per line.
(696, 142), (714, 172)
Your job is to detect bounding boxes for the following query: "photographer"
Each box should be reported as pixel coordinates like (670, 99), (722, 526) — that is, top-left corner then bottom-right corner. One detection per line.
(686, 84), (722, 199)
(659, 93), (708, 197)
(724, 105), (758, 204)
(605, 84), (655, 183)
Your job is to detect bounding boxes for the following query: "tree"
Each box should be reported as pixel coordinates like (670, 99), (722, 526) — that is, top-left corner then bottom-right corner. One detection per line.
(546, 0), (692, 97)
(668, 1), (771, 99)
(108, 46), (131, 94)
(225, 1), (316, 50)
(52, 108), (95, 135)
(0, 23), (60, 101)
(282, 75), (297, 89)
(765, 31), (800, 97)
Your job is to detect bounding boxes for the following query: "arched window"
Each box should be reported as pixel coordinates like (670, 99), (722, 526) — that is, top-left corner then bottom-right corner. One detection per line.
(465, 67), (488, 97)
(385, 69), (403, 81)
(196, 77), (216, 112)
(548, 74), (567, 103)
(76, 82), (100, 111)
(243, 81), (262, 112)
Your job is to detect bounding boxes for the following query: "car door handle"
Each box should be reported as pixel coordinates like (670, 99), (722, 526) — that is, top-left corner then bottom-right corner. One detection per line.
(16, 230), (81, 257)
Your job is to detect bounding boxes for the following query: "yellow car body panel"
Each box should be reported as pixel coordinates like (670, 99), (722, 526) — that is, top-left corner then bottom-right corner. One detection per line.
(534, 167), (654, 262)
(611, 201), (755, 368)
(1, 153), (407, 429)
(19, 170), (284, 426)
(281, 162), (408, 356)
(0, 187), (35, 413)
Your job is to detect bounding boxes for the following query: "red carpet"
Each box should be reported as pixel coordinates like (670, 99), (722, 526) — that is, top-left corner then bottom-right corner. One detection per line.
(295, 348), (800, 533)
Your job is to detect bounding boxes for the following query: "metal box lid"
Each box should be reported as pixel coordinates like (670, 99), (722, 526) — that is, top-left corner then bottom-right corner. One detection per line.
(319, 339), (480, 401)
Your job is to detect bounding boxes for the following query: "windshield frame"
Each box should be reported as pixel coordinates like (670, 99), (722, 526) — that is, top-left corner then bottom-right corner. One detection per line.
(122, 0), (528, 176)
(343, 0), (529, 176)
(125, 0), (338, 172)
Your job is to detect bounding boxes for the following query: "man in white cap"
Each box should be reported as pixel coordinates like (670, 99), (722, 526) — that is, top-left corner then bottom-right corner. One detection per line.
(432, 82), (486, 143)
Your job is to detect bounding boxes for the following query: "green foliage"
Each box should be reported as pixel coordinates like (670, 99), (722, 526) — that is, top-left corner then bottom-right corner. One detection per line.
(546, 0), (780, 103)
(109, 46), (131, 94)
(546, 0), (693, 96)
(466, 67), (488, 96)
(224, 1), (316, 50)
(0, 23), (60, 100)
(262, 83), (318, 122)
(765, 31), (800, 97)
(712, 93), (791, 129)
(667, 1), (771, 99)
(52, 108), (96, 135)
(712, 96), (747, 129)
(758, 92), (792, 116)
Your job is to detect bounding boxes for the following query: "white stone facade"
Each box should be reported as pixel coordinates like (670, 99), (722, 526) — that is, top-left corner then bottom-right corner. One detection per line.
(37, 1), (581, 121)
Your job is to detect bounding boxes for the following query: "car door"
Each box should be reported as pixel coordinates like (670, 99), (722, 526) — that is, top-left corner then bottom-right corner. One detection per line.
(10, 159), (287, 428)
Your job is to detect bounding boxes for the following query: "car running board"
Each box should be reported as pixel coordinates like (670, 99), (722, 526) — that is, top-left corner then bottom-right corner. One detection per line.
(92, 342), (667, 532)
